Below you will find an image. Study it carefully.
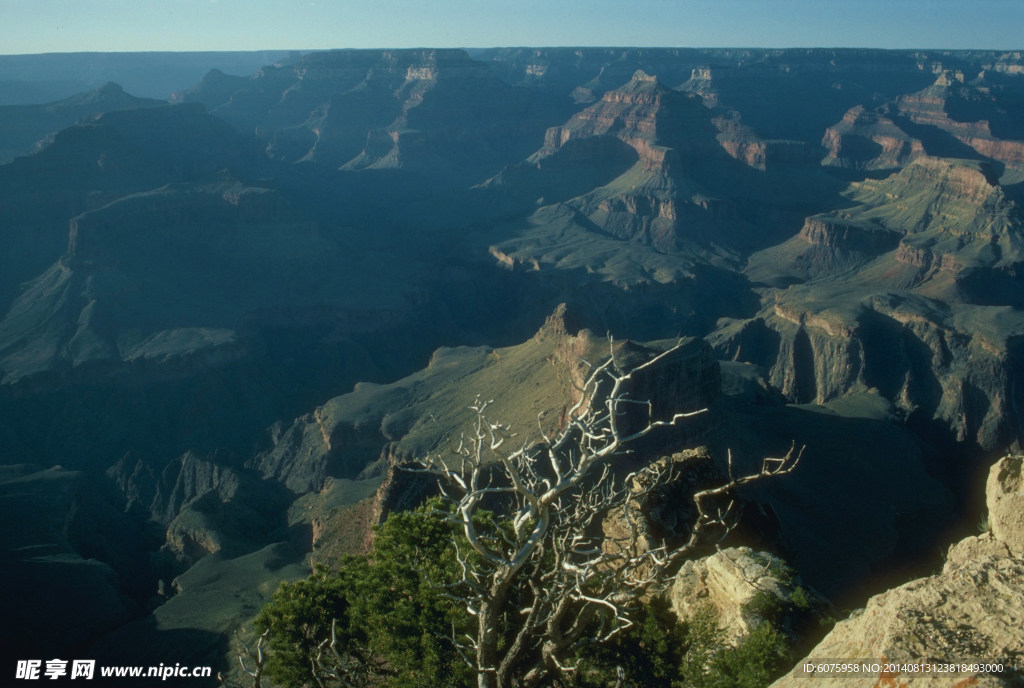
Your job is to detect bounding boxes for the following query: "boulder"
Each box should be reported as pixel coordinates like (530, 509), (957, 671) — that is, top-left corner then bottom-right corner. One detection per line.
(987, 454), (1024, 556)
(669, 547), (795, 644)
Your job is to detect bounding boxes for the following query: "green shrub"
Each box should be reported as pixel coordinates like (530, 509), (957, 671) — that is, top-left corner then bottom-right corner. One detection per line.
(255, 499), (474, 688)
(569, 599), (720, 688)
(978, 514), (991, 533)
(254, 565), (353, 688)
(570, 599), (792, 688)
(705, 621), (792, 688)
(746, 591), (783, 624)
(255, 503), (796, 688)
(790, 586), (811, 610)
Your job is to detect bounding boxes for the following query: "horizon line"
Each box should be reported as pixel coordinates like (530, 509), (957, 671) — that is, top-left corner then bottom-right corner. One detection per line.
(1, 45), (1023, 58)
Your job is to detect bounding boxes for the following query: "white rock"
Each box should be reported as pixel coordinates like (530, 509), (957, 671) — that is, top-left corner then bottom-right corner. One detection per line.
(987, 454), (1024, 556)
(670, 546), (791, 643)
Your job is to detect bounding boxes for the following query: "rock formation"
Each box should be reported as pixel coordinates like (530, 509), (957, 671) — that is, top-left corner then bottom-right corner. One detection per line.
(729, 157), (1024, 450)
(987, 454), (1024, 556)
(821, 105), (924, 172)
(771, 454), (1024, 687)
(175, 49), (565, 181)
(669, 547), (822, 645)
(0, 82), (164, 163)
(249, 306), (723, 501)
(0, 102), (267, 310)
(896, 70), (1024, 166)
(0, 180), (329, 386)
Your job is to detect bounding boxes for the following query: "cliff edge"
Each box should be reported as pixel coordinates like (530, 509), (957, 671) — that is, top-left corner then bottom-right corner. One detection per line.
(771, 453), (1024, 687)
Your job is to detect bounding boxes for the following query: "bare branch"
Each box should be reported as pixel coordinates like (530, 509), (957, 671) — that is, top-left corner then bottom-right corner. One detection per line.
(401, 340), (802, 688)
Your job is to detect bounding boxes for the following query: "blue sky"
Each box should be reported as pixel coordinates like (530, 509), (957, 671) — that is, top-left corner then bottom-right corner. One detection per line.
(1, 0), (1021, 54)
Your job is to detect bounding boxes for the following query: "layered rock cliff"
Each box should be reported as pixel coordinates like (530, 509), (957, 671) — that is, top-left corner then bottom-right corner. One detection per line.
(897, 70), (1024, 166)
(0, 102), (266, 311)
(0, 176), (422, 390)
(177, 49), (565, 181)
(731, 158), (1024, 450)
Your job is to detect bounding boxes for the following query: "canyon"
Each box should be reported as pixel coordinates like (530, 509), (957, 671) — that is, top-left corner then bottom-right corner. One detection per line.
(0, 47), (1022, 684)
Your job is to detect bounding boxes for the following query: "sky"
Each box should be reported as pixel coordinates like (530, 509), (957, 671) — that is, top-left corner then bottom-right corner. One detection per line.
(0, 0), (1021, 54)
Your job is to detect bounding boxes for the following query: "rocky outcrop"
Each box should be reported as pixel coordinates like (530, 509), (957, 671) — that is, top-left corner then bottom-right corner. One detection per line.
(168, 68), (251, 111)
(719, 137), (813, 171)
(877, 156), (1006, 211)
(475, 47), (706, 95)
(480, 134), (640, 211)
(540, 69), (721, 168)
(710, 110), (816, 171)
(365, 448), (439, 538)
(107, 450), (290, 566)
(107, 450), (245, 525)
(369, 355), (724, 554)
(248, 412), (341, 494)
(500, 69), (765, 256)
(961, 137), (1024, 166)
(162, 489), (282, 565)
(191, 49), (560, 180)
(711, 293), (1024, 449)
(733, 156), (1024, 449)
(821, 105), (924, 171)
(669, 548), (815, 644)
(335, 50), (534, 175)
(252, 306), (724, 504)
(0, 102), (266, 313)
(0, 179), (406, 389)
(678, 53), (941, 144)
(987, 454), (1024, 555)
(798, 217), (903, 254)
(771, 454), (1024, 688)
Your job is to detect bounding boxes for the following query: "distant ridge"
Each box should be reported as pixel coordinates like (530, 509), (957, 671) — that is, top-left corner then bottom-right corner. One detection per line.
(0, 51), (301, 104)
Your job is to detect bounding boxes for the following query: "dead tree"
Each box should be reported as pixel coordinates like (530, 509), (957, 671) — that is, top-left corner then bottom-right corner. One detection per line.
(411, 339), (801, 688)
(220, 622), (383, 688)
(308, 619), (390, 688)
(218, 630), (272, 688)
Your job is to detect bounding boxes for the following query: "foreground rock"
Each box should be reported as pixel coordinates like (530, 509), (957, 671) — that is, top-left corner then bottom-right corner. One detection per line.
(988, 454), (1024, 556)
(771, 454), (1024, 687)
(669, 547), (822, 644)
